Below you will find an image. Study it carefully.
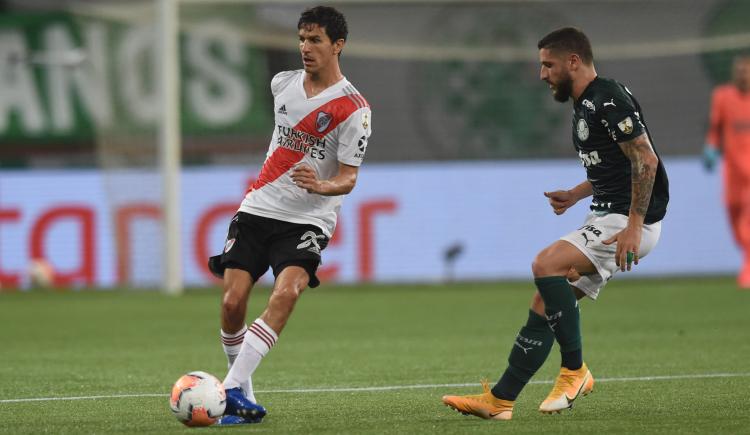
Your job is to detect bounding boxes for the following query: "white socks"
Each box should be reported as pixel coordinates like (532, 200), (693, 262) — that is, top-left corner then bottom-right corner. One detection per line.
(221, 324), (247, 365)
(221, 325), (255, 402)
(222, 319), (278, 397)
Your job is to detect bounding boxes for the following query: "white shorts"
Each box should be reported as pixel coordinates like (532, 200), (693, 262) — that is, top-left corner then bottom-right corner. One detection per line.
(560, 212), (662, 300)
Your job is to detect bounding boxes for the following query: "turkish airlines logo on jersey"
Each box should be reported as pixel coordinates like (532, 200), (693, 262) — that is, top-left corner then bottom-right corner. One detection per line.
(276, 125), (327, 159)
(316, 111), (333, 133)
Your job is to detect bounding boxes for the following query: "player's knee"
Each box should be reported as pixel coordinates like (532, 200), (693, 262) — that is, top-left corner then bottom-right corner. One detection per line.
(220, 270), (252, 315)
(531, 254), (550, 277)
(530, 292), (545, 312)
(531, 250), (567, 277)
(221, 286), (247, 316)
(273, 268), (309, 300)
(221, 280), (250, 315)
(272, 283), (305, 305)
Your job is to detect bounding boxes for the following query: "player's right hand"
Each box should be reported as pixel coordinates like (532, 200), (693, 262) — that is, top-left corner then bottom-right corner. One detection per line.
(702, 145), (720, 172)
(291, 163), (320, 194)
(544, 190), (576, 215)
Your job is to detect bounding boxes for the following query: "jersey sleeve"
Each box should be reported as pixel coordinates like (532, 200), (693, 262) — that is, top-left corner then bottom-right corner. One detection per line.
(270, 70), (299, 97)
(598, 87), (646, 143)
(337, 107), (372, 167)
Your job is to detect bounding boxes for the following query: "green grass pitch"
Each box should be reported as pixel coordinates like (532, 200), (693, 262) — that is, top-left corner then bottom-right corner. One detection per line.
(1, 276), (749, 434)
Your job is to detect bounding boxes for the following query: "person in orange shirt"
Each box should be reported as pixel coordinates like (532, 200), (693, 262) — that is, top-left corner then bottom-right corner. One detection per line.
(704, 55), (750, 288)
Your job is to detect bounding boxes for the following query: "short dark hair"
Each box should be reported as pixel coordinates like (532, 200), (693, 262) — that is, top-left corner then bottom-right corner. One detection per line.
(538, 27), (594, 65)
(298, 6), (348, 44)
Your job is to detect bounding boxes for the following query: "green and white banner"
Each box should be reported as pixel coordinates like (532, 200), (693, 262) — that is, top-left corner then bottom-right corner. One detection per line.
(0, 11), (271, 142)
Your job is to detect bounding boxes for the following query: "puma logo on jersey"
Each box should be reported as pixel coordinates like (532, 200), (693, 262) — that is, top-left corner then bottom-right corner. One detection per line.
(603, 99), (616, 108)
(297, 231), (325, 254)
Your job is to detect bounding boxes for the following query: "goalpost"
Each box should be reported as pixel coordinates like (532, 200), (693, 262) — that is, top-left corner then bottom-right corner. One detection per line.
(157, 0), (183, 295)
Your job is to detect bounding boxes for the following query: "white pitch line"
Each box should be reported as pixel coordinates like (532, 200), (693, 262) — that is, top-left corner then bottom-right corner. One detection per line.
(0, 393), (166, 404)
(1, 372), (749, 404)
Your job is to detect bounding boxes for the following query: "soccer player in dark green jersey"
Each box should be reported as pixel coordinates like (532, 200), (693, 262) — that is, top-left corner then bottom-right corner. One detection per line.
(443, 27), (669, 420)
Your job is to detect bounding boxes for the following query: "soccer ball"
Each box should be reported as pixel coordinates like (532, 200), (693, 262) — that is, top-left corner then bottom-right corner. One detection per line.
(28, 258), (54, 287)
(169, 371), (226, 427)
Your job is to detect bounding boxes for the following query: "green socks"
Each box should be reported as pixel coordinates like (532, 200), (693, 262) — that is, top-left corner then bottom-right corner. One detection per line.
(535, 276), (583, 364)
(492, 276), (585, 401)
(491, 310), (554, 400)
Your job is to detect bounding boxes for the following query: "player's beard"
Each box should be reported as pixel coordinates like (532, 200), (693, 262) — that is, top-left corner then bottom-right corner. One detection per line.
(553, 74), (573, 103)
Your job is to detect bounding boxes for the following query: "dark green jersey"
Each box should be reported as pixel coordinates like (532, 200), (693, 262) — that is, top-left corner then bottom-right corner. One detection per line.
(573, 77), (669, 224)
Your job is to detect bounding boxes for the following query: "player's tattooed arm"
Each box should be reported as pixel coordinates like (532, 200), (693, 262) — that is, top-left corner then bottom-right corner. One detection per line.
(604, 132), (658, 271)
(617, 133), (658, 217)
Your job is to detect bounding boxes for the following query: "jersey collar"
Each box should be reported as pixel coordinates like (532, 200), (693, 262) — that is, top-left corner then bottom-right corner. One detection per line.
(575, 76), (601, 106)
(299, 73), (349, 100)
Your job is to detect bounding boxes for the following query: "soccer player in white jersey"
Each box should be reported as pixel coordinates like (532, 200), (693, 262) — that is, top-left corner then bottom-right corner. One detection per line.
(206, 6), (372, 425)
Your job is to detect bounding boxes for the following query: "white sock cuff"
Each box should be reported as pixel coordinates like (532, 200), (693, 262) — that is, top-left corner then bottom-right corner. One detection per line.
(254, 319), (278, 341)
(221, 325), (247, 348)
(246, 319), (278, 356)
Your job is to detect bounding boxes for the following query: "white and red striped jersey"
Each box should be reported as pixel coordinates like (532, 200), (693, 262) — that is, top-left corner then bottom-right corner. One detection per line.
(238, 70), (372, 237)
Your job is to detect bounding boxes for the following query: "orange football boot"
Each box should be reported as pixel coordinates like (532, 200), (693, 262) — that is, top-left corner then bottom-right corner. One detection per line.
(442, 380), (514, 420)
(539, 362), (594, 413)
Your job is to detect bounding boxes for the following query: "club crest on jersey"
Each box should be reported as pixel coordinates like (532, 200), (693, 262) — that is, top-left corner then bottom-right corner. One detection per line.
(297, 231), (325, 254)
(224, 238), (235, 253)
(617, 117), (634, 135)
(316, 111), (333, 133)
(576, 118), (589, 141)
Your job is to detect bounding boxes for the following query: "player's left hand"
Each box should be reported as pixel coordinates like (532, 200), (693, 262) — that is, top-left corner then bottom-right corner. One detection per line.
(291, 164), (321, 194)
(603, 225), (642, 272)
